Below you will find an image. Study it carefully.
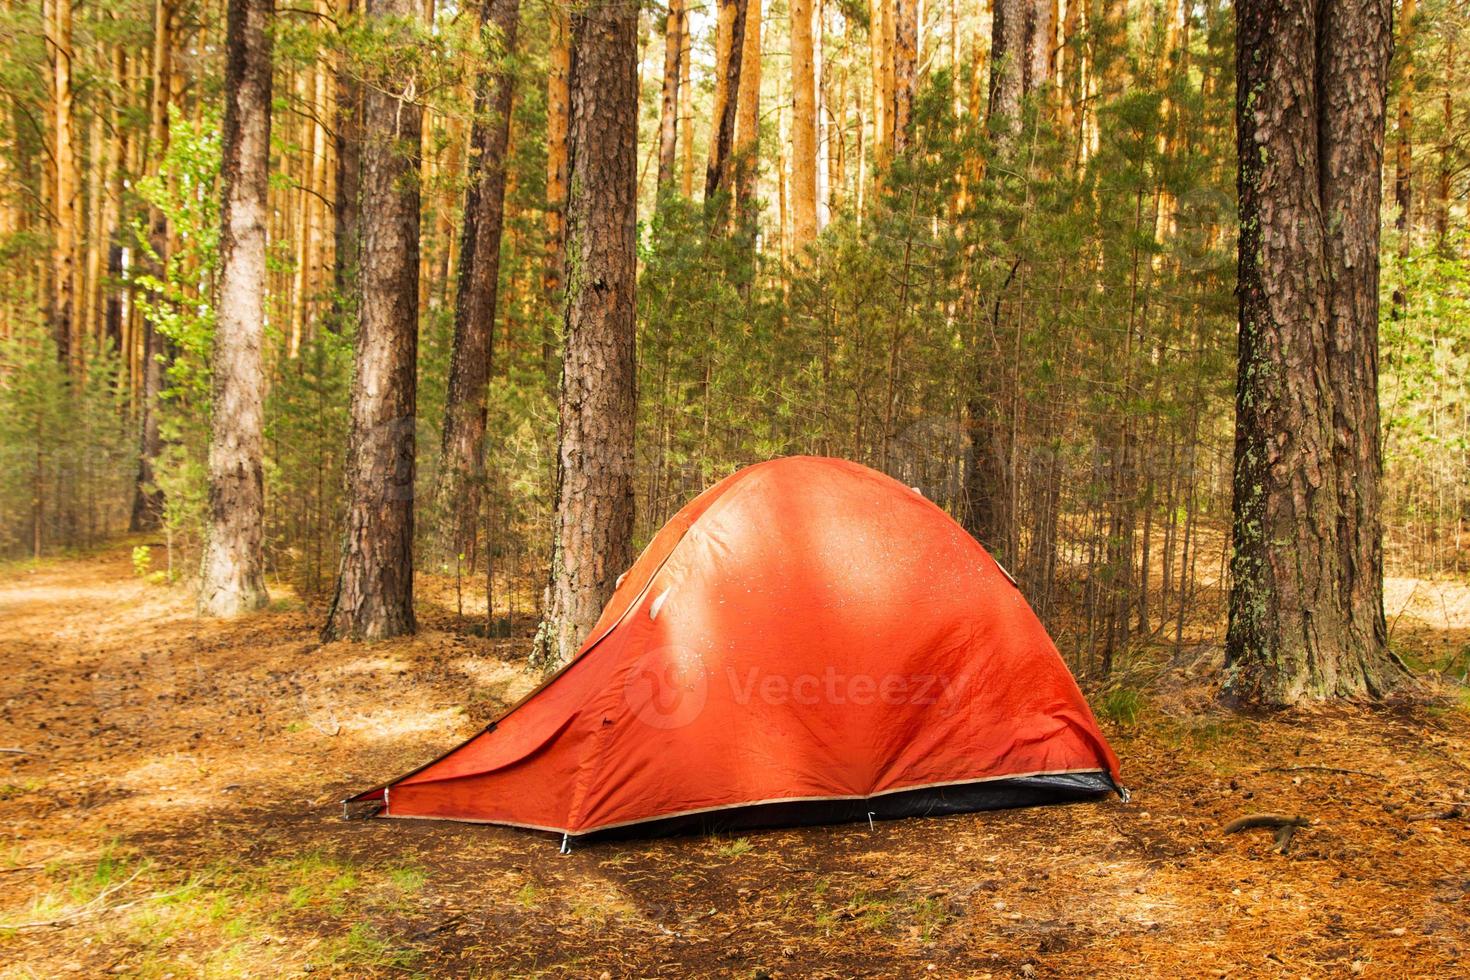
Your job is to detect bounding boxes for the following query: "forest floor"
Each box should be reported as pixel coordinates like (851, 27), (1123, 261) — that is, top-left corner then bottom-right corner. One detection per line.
(1, 543), (1468, 978)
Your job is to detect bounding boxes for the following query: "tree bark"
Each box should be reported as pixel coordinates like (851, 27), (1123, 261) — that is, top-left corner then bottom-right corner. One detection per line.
(332, 0), (363, 326)
(1023, 0), (1055, 94)
(432, 0), (520, 569)
(130, 0), (174, 533)
(657, 0), (683, 189)
(734, 0), (761, 209)
(1391, 0), (1414, 315)
(545, 1), (570, 300)
(1226, 0), (1404, 704)
(323, 0), (424, 641)
(706, 0), (748, 200)
(791, 0), (818, 245)
(986, 0), (1026, 144)
(532, 0), (638, 670)
(961, 0), (1028, 559)
(199, 0), (273, 617)
(49, 0), (77, 371)
(892, 0), (917, 153)
(680, 18), (694, 196)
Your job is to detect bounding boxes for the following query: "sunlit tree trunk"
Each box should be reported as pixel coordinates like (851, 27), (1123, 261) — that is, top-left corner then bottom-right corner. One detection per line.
(734, 0), (761, 210)
(1227, 0), (1404, 703)
(706, 0), (748, 199)
(658, 0), (683, 189)
(200, 0), (273, 617)
(1435, 35), (1452, 245)
(533, 0), (638, 670)
(49, 0), (77, 371)
(791, 0), (818, 245)
(1023, 0), (1055, 92)
(433, 0), (521, 569)
(324, 0), (424, 641)
(892, 0), (917, 152)
(679, 18), (694, 196)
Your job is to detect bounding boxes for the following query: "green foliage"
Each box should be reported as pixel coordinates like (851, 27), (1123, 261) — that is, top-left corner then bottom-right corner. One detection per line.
(1100, 686), (1146, 726)
(133, 114), (225, 569)
(0, 321), (133, 558)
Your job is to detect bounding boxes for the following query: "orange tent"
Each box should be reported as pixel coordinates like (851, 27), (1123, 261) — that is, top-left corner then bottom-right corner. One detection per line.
(349, 457), (1123, 840)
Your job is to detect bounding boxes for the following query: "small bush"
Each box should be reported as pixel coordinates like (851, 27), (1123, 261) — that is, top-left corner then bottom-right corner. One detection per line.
(1100, 687), (1145, 726)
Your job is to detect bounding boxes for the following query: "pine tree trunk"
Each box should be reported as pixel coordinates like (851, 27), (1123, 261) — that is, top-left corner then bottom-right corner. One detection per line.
(791, 0), (818, 245)
(1391, 0), (1414, 314)
(679, 21), (694, 196)
(130, 0), (173, 533)
(332, 0), (363, 326)
(962, 0), (1027, 559)
(892, 0), (917, 153)
(199, 0), (273, 617)
(867, 0), (890, 169)
(734, 0), (761, 209)
(433, 0), (520, 568)
(1227, 0), (1404, 704)
(545, 1), (570, 301)
(532, 0), (638, 670)
(706, 0), (748, 199)
(986, 0), (1025, 143)
(657, 0), (683, 188)
(49, 0), (77, 371)
(1023, 0), (1055, 93)
(323, 0), (423, 641)
(1435, 36), (1452, 245)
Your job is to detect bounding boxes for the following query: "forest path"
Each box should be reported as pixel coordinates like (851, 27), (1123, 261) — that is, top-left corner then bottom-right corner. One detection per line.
(0, 546), (1467, 977)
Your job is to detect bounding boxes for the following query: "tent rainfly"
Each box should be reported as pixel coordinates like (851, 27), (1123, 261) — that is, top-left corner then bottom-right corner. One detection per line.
(347, 456), (1124, 842)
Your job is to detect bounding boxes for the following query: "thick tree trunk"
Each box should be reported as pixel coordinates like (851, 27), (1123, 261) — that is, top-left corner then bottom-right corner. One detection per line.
(986, 0), (1026, 143)
(323, 0), (423, 641)
(1319, 0), (1398, 690)
(791, 0), (818, 245)
(199, 0), (273, 617)
(705, 0), (747, 199)
(657, 0), (683, 189)
(532, 0), (638, 670)
(432, 0), (520, 569)
(1226, 0), (1404, 704)
(1023, 0), (1055, 93)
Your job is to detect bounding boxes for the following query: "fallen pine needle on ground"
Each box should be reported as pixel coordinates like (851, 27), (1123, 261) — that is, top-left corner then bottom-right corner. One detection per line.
(1, 547), (1467, 977)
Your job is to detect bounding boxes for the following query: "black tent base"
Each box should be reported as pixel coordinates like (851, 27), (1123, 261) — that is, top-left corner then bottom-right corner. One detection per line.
(573, 771), (1123, 844)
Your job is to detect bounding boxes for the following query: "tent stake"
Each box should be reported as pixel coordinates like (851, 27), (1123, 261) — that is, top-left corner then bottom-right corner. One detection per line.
(560, 833), (571, 854)
(867, 811), (875, 831)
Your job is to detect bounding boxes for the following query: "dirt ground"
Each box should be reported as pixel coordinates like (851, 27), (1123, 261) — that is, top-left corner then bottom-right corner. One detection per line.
(1, 545), (1468, 978)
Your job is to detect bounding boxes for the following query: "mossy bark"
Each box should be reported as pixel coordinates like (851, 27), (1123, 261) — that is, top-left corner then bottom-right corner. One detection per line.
(1227, 0), (1406, 704)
